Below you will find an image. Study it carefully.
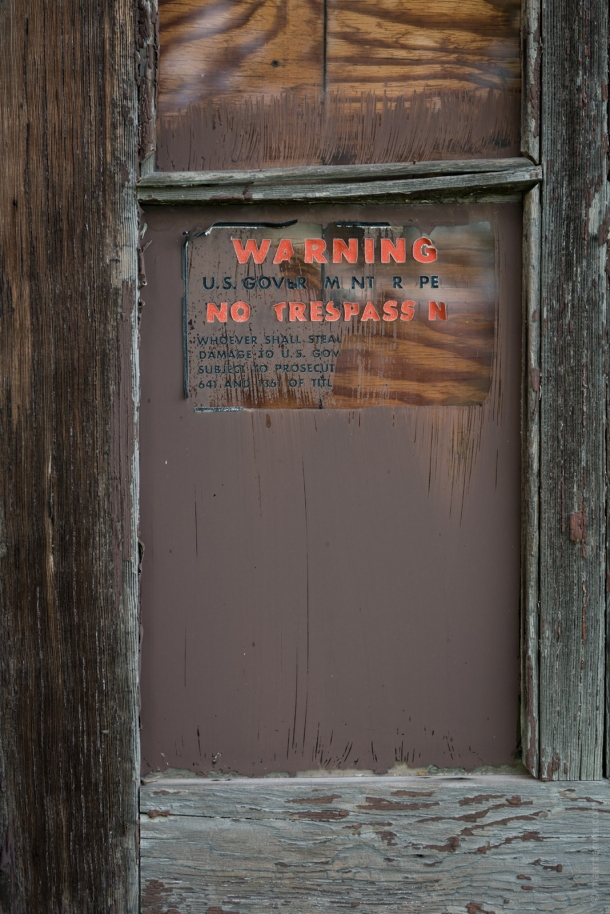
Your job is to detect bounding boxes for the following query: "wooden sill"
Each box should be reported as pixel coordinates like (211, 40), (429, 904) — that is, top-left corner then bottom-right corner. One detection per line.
(140, 773), (609, 912)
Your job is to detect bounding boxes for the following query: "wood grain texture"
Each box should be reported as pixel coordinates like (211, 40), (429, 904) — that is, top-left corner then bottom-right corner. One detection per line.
(521, 0), (541, 163)
(137, 0), (159, 174)
(539, 0), (608, 779)
(137, 164), (541, 203)
(159, 0), (324, 112)
(156, 0), (521, 168)
(158, 0), (519, 111)
(521, 186), (541, 777)
(138, 157), (539, 187)
(140, 775), (610, 912)
(326, 0), (520, 96)
(158, 87), (521, 171)
(0, 1), (140, 911)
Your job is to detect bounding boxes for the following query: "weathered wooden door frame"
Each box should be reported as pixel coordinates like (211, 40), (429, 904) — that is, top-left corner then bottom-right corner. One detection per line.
(0, 0), (607, 910)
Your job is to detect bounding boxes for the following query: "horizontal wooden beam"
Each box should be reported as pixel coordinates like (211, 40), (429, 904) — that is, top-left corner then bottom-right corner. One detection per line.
(137, 159), (541, 204)
(140, 775), (610, 913)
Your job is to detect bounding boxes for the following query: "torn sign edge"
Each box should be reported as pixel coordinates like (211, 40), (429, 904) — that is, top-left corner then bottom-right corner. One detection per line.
(183, 221), (300, 399)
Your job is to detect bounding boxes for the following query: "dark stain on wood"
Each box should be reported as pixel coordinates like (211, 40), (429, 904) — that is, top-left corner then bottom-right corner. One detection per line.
(286, 794), (341, 804)
(142, 878), (175, 914)
(158, 88), (521, 170)
(392, 790), (435, 798)
(357, 797), (440, 812)
(569, 506), (587, 544)
(426, 834), (460, 852)
(291, 808), (350, 821)
(459, 794), (506, 806)
(377, 830), (397, 846)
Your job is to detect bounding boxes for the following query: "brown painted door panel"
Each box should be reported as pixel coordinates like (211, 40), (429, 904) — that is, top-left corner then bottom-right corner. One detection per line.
(140, 202), (521, 776)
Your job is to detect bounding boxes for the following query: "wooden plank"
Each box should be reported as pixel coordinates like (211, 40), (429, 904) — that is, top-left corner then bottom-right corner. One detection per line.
(137, 0), (159, 174)
(157, 85), (521, 171)
(0, 1), (140, 911)
(538, 0), (608, 780)
(156, 0), (521, 169)
(138, 157), (538, 188)
(158, 0), (520, 109)
(137, 165), (541, 204)
(158, 0), (325, 115)
(140, 775), (610, 912)
(521, 0), (541, 163)
(521, 186), (541, 777)
(326, 0), (521, 96)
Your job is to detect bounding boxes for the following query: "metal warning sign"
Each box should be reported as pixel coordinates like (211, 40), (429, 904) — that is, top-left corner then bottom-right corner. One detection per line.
(184, 217), (497, 409)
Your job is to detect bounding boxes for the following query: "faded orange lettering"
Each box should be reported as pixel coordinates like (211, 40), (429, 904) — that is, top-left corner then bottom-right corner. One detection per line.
(428, 300), (447, 320)
(382, 300), (398, 321)
(230, 301), (250, 322)
(304, 239), (327, 263)
(380, 238), (406, 263)
(332, 238), (358, 263)
(273, 239), (295, 264)
(310, 301), (324, 321)
(361, 301), (381, 321)
(343, 301), (360, 320)
(413, 237), (437, 264)
(232, 238), (271, 264)
(400, 301), (415, 321)
(206, 302), (228, 322)
(289, 301), (307, 321)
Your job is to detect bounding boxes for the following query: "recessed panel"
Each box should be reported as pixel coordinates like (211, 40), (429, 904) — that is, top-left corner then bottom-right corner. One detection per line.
(140, 201), (521, 777)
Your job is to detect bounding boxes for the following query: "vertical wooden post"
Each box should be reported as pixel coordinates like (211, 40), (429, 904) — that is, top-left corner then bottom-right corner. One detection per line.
(0, 1), (140, 910)
(521, 0), (541, 164)
(539, 0), (608, 779)
(521, 184), (541, 777)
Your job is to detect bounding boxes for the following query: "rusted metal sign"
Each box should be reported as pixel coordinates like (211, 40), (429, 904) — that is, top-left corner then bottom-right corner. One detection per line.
(185, 219), (496, 409)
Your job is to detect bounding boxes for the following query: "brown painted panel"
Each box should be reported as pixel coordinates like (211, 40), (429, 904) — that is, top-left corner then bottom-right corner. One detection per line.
(140, 202), (521, 776)
(157, 0), (520, 169)
(186, 220), (496, 409)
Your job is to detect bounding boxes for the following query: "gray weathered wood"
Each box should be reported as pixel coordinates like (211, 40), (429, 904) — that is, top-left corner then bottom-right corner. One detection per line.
(140, 775), (610, 913)
(521, 0), (541, 163)
(136, 0), (158, 175)
(138, 157), (538, 189)
(538, 0), (608, 780)
(0, 1), (140, 911)
(137, 164), (541, 204)
(521, 185), (542, 778)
